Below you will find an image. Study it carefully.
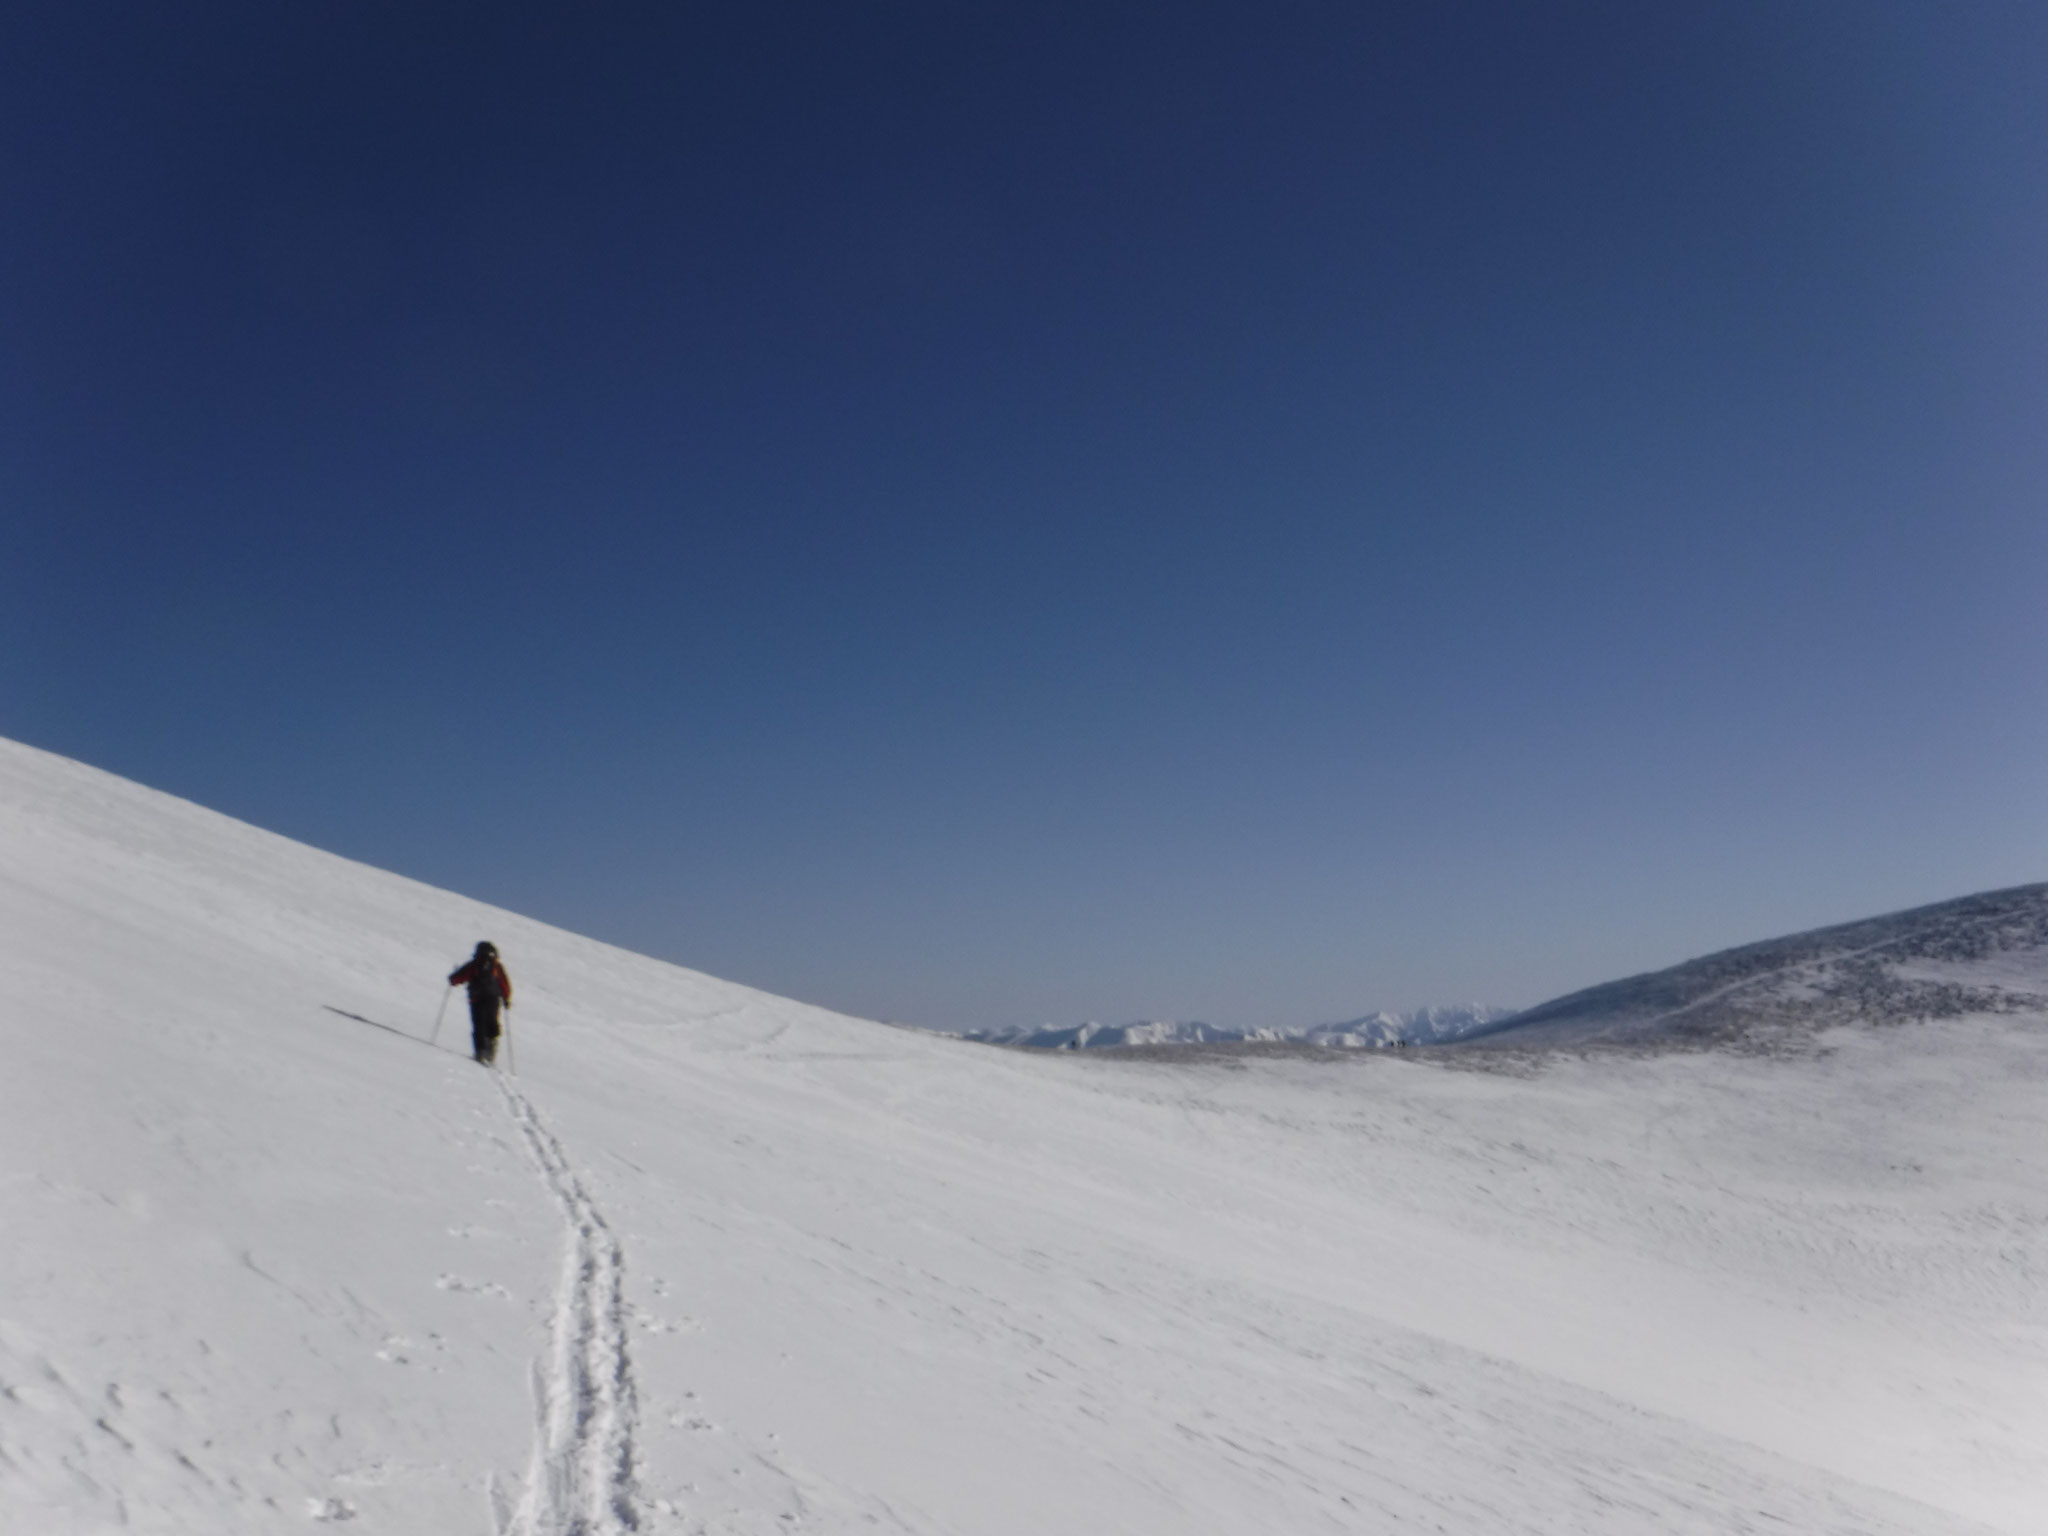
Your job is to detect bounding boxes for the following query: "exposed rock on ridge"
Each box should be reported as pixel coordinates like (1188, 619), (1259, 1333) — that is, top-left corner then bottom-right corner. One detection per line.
(1470, 882), (2048, 1050)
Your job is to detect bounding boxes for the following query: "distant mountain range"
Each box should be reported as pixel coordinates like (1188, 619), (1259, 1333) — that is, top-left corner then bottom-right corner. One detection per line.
(1469, 882), (2048, 1050)
(952, 1004), (1516, 1051)
(955, 883), (2048, 1057)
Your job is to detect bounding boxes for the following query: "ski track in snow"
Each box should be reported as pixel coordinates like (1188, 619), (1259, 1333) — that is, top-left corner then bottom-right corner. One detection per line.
(496, 1073), (643, 1536)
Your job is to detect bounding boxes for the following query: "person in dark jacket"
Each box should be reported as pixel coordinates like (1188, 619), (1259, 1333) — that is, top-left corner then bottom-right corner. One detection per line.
(448, 941), (512, 1065)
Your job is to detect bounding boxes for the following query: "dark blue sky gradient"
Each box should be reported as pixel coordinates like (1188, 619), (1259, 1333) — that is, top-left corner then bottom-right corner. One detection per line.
(6, 2), (2046, 1027)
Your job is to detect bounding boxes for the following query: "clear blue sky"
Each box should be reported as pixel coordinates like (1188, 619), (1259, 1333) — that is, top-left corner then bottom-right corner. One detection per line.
(5, 2), (2045, 1030)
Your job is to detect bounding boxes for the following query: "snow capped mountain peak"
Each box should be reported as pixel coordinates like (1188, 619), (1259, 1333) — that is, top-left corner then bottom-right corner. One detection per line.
(953, 1004), (1515, 1050)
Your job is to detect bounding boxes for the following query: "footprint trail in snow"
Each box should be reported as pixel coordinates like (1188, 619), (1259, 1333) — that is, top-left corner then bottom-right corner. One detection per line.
(496, 1073), (643, 1536)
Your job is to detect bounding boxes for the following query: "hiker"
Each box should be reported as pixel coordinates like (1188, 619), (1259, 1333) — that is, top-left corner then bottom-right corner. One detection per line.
(448, 941), (512, 1065)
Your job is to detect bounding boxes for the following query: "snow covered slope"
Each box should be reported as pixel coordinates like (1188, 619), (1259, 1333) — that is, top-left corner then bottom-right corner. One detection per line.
(1470, 883), (2048, 1050)
(3, 734), (2045, 1535)
(955, 1005), (1511, 1050)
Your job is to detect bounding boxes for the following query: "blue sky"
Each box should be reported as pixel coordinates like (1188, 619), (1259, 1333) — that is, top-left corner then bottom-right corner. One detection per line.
(5, 2), (2046, 1030)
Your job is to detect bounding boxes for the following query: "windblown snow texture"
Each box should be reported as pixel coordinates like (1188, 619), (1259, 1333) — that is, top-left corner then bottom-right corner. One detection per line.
(1471, 882), (2048, 1048)
(2, 733), (2045, 1535)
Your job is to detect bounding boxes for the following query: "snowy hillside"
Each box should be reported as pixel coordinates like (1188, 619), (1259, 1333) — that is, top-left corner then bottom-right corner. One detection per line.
(956, 1005), (1512, 1051)
(3, 734), (2046, 1535)
(1470, 883), (2048, 1050)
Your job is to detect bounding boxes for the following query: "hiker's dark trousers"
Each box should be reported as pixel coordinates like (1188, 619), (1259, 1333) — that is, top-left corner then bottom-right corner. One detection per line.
(469, 996), (502, 1063)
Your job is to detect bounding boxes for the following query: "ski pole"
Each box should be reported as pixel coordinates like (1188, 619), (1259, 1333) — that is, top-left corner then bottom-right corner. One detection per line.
(429, 984), (452, 1047)
(503, 1009), (516, 1076)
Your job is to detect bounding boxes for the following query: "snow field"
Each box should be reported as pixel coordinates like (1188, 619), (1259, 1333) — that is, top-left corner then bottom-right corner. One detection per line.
(1, 734), (2044, 1534)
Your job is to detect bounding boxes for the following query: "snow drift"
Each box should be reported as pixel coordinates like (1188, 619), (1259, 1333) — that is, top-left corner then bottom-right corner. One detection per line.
(2, 735), (2045, 1535)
